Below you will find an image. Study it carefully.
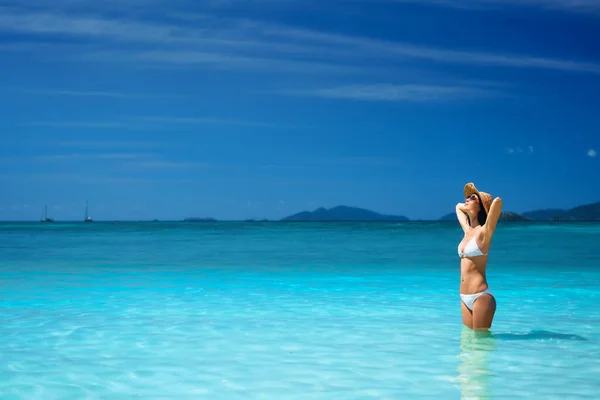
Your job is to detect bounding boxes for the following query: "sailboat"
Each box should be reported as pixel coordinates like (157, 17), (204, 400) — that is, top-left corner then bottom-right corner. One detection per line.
(41, 205), (54, 223)
(84, 200), (93, 222)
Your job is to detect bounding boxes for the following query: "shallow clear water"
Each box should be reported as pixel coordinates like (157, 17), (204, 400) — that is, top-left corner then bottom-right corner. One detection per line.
(1, 222), (599, 399)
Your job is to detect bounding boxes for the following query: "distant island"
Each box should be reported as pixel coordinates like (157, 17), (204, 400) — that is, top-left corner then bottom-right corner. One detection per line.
(438, 201), (600, 222)
(497, 212), (531, 221)
(178, 201), (600, 223)
(522, 202), (600, 221)
(439, 211), (531, 222)
(281, 205), (409, 222)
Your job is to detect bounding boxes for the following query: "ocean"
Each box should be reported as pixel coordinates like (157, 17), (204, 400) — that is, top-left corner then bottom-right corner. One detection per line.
(1, 221), (599, 399)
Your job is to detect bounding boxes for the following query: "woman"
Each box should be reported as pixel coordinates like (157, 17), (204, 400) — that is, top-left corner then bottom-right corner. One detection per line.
(456, 182), (503, 330)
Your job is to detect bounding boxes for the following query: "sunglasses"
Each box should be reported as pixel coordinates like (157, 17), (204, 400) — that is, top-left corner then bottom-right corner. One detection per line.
(466, 194), (478, 202)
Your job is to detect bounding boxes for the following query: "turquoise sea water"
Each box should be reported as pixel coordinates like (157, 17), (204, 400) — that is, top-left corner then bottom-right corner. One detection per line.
(1, 221), (599, 399)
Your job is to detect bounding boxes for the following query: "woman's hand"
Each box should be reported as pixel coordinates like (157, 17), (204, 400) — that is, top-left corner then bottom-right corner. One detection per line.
(456, 202), (467, 213)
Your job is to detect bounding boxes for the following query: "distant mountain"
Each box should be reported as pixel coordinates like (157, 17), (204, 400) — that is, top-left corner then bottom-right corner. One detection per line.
(520, 208), (567, 220)
(522, 202), (600, 221)
(438, 201), (600, 222)
(183, 217), (217, 222)
(281, 205), (409, 222)
(499, 212), (531, 221)
(439, 211), (530, 222)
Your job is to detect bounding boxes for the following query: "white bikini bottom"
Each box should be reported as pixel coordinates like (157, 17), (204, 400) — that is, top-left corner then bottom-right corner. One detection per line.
(460, 288), (494, 311)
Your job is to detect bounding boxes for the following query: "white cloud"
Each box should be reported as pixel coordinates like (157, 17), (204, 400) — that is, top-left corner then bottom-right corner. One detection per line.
(260, 24), (600, 74)
(58, 140), (162, 148)
(39, 153), (155, 161)
(21, 115), (285, 130)
(14, 0), (597, 12)
(23, 152), (213, 170)
(22, 121), (140, 129)
(0, 9), (598, 77)
(283, 83), (500, 102)
(22, 89), (184, 99)
(375, 0), (600, 14)
(588, 149), (597, 158)
(83, 49), (368, 77)
(129, 115), (284, 128)
(0, 11), (196, 45)
(506, 147), (535, 155)
(315, 156), (403, 166)
(134, 161), (210, 168)
(0, 171), (192, 184)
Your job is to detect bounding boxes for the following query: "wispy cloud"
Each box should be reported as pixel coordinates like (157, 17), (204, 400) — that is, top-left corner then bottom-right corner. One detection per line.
(13, 0), (600, 15)
(128, 116), (288, 129)
(15, 150), (212, 170)
(83, 50), (366, 76)
(0, 11), (356, 74)
(21, 121), (140, 129)
(0, 172), (193, 184)
(37, 152), (155, 161)
(376, 0), (600, 14)
(256, 156), (404, 169)
(0, 41), (85, 52)
(305, 156), (405, 168)
(23, 151), (212, 169)
(506, 146), (534, 155)
(22, 89), (184, 99)
(0, 11), (199, 45)
(20, 115), (286, 130)
(260, 24), (600, 74)
(281, 83), (501, 102)
(57, 140), (163, 148)
(0, 152), (153, 166)
(134, 161), (210, 168)
(588, 149), (597, 158)
(0, 139), (167, 149)
(0, 8), (598, 77)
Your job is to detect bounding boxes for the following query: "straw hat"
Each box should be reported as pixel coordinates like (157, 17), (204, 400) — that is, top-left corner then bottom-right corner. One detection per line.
(464, 182), (492, 214)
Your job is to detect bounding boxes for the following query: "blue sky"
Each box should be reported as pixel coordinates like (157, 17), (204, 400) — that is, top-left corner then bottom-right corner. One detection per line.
(1, 0), (599, 221)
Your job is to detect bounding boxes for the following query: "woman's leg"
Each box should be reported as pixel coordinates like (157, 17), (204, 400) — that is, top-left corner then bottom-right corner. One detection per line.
(461, 301), (473, 329)
(472, 294), (496, 330)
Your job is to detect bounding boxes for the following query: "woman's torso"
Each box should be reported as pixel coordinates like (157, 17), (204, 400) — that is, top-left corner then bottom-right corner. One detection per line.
(458, 227), (490, 294)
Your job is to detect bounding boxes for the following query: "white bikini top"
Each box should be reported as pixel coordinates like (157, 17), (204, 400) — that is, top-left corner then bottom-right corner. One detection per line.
(458, 235), (488, 258)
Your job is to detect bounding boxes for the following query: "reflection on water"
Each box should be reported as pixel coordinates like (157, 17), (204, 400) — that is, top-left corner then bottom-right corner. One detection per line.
(453, 327), (588, 399)
(455, 327), (497, 400)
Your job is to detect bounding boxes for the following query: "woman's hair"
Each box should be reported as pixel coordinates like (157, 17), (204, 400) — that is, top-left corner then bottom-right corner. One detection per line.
(466, 193), (487, 226)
